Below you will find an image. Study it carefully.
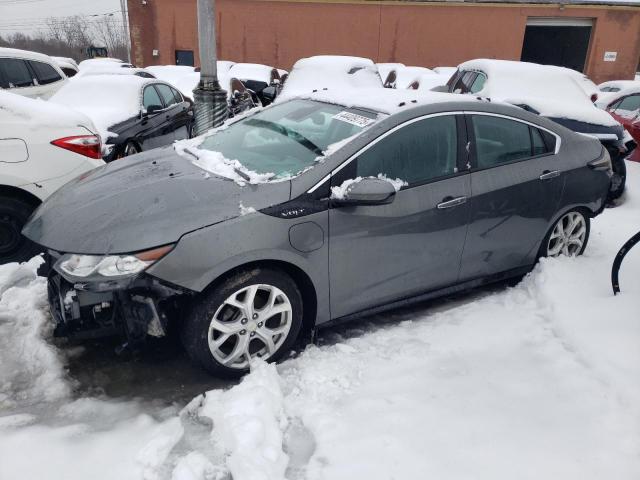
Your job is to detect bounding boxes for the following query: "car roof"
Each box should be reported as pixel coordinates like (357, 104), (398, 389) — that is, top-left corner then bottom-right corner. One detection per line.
(0, 47), (56, 63)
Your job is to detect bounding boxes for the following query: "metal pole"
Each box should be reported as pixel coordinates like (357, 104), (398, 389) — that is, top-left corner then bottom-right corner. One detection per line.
(193, 0), (228, 136)
(120, 0), (132, 63)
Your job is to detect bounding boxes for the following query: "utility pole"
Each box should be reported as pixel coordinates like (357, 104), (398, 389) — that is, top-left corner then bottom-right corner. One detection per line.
(193, 0), (228, 136)
(119, 0), (132, 63)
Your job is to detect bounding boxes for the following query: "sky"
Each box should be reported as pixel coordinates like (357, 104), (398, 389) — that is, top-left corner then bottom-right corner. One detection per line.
(0, 0), (122, 36)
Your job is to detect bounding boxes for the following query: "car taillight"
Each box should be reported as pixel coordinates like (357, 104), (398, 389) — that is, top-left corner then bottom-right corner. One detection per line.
(590, 93), (598, 102)
(51, 135), (102, 159)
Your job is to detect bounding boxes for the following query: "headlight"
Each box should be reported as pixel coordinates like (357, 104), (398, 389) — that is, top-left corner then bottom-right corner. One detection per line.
(56, 245), (174, 279)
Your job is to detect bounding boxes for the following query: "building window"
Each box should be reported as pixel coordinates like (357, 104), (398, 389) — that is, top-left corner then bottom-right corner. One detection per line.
(175, 50), (194, 67)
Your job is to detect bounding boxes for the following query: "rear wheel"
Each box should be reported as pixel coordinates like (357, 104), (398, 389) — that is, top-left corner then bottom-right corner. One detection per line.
(182, 268), (303, 377)
(540, 210), (590, 258)
(0, 195), (41, 265)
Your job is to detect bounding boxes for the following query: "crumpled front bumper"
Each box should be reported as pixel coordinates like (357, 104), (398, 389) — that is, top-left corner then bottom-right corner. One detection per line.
(44, 252), (190, 342)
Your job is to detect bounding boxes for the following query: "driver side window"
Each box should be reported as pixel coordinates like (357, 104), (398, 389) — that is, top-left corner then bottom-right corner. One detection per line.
(356, 115), (459, 187)
(143, 85), (163, 110)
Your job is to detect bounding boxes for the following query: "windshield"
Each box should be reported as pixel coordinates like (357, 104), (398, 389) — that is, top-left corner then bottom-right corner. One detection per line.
(197, 99), (378, 179)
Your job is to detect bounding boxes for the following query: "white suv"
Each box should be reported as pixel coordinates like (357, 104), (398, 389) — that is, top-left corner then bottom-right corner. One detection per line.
(0, 91), (105, 264)
(0, 47), (68, 99)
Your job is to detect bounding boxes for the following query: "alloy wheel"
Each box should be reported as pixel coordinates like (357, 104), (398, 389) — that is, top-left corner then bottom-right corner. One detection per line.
(207, 284), (293, 369)
(547, 212), (587, 257)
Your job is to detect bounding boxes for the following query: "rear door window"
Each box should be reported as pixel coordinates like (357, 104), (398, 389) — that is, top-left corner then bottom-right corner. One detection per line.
(0, 58), (34, 88)
(471, 115), (533, 168)
(356, 115), (459, 186)
(155, 84), (178, 107)
(614, 94), (640, 113)
(469, 72), (487, 94)
(171, 87), (183, 104)
(28, 60), (62, 85)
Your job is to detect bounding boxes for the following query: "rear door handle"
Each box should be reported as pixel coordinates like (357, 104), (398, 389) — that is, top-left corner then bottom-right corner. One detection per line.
(437, 196), (467, 209)
(539, 170), (560, 180)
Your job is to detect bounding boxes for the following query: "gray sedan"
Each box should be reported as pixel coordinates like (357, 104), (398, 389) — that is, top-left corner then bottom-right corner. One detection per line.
(24, 90), (612, 377)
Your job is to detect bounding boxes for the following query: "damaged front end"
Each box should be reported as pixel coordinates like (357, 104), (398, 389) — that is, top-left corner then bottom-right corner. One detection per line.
(44, 247), (191, 344)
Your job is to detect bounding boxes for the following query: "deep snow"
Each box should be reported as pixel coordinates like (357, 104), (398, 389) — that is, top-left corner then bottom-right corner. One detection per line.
(0, 164), (639, 480)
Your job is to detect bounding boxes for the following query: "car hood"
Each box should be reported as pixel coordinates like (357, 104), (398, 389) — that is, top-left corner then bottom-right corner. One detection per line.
(23, 146), (292, 254)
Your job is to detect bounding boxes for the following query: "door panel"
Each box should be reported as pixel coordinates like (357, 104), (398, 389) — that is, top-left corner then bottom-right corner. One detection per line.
(328, 114), (471, 319)
(329, 176), (471, 318)
(459, 115), (565, 280)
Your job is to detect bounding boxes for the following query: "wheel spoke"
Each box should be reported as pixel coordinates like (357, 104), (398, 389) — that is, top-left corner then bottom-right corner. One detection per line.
(210, 318), (242, 334)
(255, 329), (277, 355)
(211, 332), (232, 348)
(548, 240), (563, 256)
(224, 335), (250, 365)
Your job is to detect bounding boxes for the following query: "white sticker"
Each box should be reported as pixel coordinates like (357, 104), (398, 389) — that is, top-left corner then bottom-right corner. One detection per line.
(604, 51), (617, 62)
(332, 111), (375, 128)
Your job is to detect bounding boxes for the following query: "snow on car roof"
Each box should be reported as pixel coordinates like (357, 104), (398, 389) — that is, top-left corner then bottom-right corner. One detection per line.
(144, 65), (196, 86)
(598, 80), (640, 91)
(294, 87), (474, 115)
(459, 58), (619, 126)
(228, 63), (277, 84)
(77, 58), (126, 70)
(0, 47), (54, 63)
(0, 90), (94, 131)
(394, 66), (436, 89)
(49, 74), (153, 139)
(278, 55), (384, 102)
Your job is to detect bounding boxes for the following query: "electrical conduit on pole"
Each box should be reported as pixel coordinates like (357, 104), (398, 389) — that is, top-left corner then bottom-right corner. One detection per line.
(193, 0), (228, 136)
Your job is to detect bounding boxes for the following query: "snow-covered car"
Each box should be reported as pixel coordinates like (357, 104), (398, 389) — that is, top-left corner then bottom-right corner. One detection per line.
(144, 65), (197, 86)
(376, 62), (405, 87)
(603, 86), (640, 162)
(51, 56), (79, 77)
(49, 75), (194, 161)
(26, 88), (612, 377)
(77, 57), (134, 71)
(393, 66), (436, 89)
(433, 66), (457, 79)
(447, 59), (636, 199)
(0, 91), (104, 264)
(0, 47), (68, 99)
(278, 55), (384, 102)
(75, 66), (156, 79)
(596, 80), (640, 109)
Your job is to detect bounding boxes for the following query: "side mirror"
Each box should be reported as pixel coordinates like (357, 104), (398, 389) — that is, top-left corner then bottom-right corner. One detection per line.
(145, 104), (164, 115)
(331, 177), (397, 207)
(261, 85), (278, 104)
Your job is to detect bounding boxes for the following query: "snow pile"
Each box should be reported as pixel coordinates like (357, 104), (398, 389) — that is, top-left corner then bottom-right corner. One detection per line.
(239, 202), (257, 216)
(459, 59), (619, 126)
(50, 74), (150, 140)
(0, 257), (71, 408)
(194, 360), (288, 480)
(0, 90), (95, 132)
(278, 55), (384, 102)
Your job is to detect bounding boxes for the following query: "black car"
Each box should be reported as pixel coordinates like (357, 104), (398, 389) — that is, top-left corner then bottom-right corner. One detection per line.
(50, 75), (194, 161)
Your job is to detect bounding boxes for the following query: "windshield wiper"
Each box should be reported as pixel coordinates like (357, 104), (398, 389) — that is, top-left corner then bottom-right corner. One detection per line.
(245, 118), (323, 156)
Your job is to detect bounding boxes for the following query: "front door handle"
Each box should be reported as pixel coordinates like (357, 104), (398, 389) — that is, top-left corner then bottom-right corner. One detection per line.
(437, 196), (467, 209)
(539, 170), (560, 180)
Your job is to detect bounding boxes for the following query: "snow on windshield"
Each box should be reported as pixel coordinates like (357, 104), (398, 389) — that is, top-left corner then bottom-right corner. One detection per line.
(175, 99), (378, 185)
(49, 75), (148, 140)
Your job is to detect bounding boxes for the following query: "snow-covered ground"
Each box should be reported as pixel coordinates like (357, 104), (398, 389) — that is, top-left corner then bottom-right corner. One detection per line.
(1, 163), (639, 480)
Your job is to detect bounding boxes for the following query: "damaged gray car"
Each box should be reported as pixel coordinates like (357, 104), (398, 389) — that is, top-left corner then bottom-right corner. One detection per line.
(24, 90), (613, 377)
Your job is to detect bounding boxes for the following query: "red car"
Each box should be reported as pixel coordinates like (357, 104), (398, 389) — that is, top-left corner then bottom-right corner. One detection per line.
(605, 92), (640, 162)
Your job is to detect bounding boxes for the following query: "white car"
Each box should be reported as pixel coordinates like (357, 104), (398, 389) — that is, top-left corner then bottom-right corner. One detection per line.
(0, 47), (68, 99)
(596, 80), (640, 109)
(0, 91), (104, 264)
(77, 57), (134, 71)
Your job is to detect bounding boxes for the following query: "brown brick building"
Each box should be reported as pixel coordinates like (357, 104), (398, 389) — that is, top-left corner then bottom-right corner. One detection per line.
(127, 0), (640, 84)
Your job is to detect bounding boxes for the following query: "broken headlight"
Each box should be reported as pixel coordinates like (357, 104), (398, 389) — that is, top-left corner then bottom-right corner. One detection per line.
(55, 245), (174, 279)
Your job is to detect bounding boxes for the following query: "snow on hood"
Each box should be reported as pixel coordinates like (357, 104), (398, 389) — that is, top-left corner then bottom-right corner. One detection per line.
(415, 73), (451, 91)
(377, 62), (406, 82)
(49, 74), (150, 140)
(278, 55), (384, 102)
(0, 90), (96, 132)
(144, 65), (196, 85)
(459, 59), (620, 127)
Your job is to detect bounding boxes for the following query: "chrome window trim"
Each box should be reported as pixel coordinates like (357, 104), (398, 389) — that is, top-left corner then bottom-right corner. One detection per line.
(307, 109), (561, 194)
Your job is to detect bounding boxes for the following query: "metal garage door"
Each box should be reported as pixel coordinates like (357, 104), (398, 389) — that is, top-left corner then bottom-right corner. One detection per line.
(521, 17), (593, 72)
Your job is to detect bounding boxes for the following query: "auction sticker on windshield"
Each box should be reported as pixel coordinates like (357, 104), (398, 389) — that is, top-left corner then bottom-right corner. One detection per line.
(332, 111), (375, 128)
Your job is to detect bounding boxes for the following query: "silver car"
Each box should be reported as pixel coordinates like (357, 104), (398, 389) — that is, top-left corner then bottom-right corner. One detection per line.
(24, 89), (612, 377)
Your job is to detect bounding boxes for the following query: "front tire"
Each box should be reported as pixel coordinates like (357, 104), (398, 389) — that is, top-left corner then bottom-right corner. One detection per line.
(540, 210), (590, 258)
(0, 195), (41, 265)
(609, 150), (627, 200)
(116, 140), (141, 159)
(182, 268), (303, 377)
